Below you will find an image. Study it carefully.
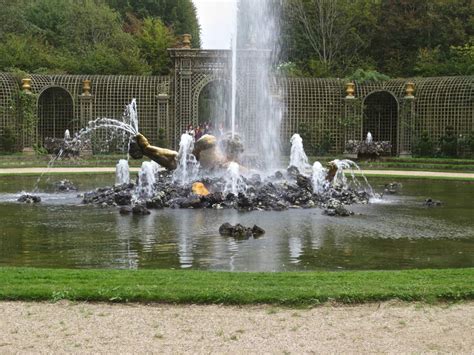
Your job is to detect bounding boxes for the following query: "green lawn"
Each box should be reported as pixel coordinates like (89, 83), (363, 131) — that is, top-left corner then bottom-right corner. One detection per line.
(1, 267), (473, 305)
(1, 153), (474, 172)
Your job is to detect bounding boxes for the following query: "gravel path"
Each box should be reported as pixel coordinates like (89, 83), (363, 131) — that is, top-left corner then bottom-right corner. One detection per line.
(1, 301), (473, 353)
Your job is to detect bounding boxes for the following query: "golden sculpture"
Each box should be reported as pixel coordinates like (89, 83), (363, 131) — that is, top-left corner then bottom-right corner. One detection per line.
(131, 132), (240, 171)
(405, 82), (415, 99)
(21, 78), (32, 92)
(133, 133), (179, 170)
(82, 79), (91, 96)
(345, 82), (355, 99)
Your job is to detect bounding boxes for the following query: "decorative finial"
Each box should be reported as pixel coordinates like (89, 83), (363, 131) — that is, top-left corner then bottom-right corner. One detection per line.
(405, 82), (415, 99)
(182, 34), (192, 49)
(345, 82), (355, 99)
(82, 79), (91, 96)
(21, 78), (32, 93)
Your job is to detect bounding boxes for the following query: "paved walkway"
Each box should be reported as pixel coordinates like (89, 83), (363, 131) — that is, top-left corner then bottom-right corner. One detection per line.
(1, 301), (472, 353)
(0, 167), (473, 179)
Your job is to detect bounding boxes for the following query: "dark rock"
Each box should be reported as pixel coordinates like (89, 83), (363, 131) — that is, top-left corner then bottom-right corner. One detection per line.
(287, 165), (300, 177)
(54, 179), (77, 192)
(296, 174), (313, 192)
(252, 225), (265, 236)
(384, 182), (402, 194)
(423, 198), (442, 207)
(114, 191), (132, 206)
(323, 199), (353, 217)
(119, 206), (133, 215)
(219, 223), (265, 239)
(274, 170), (284, 179)
(17, 194), (41, 203)
(180, 195), (203, 209)
(132, 204), (151, 215)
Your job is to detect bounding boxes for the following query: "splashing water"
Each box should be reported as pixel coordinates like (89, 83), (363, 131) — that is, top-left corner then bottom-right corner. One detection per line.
(224, 162), (247, 195)
(331, 159), (375, 196)
(173, 133), (199, 185)
(234, 0), (282, 171)
(289, 133), (310, 173)
(366, 132), (373, 144)
(312, 161), (328, 194)
(64, 129), (70, 140)
(135, 161), (156, 200)
(115, 159), (130, 185)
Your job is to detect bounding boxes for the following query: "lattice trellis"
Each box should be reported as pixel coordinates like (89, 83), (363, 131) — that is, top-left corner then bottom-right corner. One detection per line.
(0, 73), (20, 144)
(0, 63), (472, 156)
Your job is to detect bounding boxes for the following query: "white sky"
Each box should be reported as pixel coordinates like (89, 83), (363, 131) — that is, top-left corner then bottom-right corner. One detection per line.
(193, 0), (237, 49)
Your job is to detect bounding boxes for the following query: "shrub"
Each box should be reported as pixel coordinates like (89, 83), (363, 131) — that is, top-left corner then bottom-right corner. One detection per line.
(0, 126), (18, 153)
(413, 131), (434, 157)
(439, 126), (458, 157)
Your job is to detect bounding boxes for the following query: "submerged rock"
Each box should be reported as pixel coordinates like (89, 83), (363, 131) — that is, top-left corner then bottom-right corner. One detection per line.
(132, 204), (151, 215)
(219, 223), (265, 239)
(54, 179), (77, 192)
(423, 198), (442, 207)
(384, 182), (402, 195)
(323, 199), (353, 217)
(17, 194), (41, 203)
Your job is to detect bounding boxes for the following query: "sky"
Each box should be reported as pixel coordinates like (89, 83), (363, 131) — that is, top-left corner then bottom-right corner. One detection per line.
(193, 0), (237, 49)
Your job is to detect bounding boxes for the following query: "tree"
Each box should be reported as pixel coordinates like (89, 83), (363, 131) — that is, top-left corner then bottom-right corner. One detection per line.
(106, 0), (201, 47)
(136, 17), (176, 75)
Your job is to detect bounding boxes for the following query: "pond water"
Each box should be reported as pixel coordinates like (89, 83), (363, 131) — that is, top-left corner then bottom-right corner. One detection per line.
(0, 174), (473, 271)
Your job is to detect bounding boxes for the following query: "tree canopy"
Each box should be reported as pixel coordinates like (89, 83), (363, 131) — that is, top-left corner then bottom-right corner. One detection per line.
(281, 0), (473, 78)
(0, 0), (201, 75)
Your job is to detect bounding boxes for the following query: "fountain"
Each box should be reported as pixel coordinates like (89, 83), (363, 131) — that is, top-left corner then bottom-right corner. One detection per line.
(289, 133), (310, 173)
(115, 159), (130, 185)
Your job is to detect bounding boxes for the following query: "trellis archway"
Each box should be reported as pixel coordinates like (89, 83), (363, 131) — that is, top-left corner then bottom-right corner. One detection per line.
(362, 90), (399, 155)
(37, 86), (74, 143)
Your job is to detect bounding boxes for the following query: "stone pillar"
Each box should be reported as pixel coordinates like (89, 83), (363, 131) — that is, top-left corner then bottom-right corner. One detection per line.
(342, 82), (361, 156)
(79, 79), (93, 155)
(157, 93), (170, 146)
(399, 82), (416, 157)
(79, 80), (93, 128)
(20, 78), (37, 153)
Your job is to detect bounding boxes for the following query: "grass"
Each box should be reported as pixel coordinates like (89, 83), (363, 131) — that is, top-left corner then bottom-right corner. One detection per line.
(0, 267), (473, 306)
(1, 153), (474, 172)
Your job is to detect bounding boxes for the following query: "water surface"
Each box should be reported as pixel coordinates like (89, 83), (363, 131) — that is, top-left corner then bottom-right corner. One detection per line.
(0, 174), (472, 271)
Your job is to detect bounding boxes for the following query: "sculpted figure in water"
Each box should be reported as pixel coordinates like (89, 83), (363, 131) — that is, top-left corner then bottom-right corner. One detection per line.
(129, 132), (244, 171)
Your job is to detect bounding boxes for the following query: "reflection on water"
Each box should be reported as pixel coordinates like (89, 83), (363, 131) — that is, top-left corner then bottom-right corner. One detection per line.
(0, 174), (473, 271)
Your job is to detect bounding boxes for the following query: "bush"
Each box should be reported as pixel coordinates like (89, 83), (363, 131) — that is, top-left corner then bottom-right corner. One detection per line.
(439, 126), (458, 157)
(458, 131), (474, 158)
(413, 131), (434, 157)
(317, 130), (332, 156)
(0, 126), (18, 153)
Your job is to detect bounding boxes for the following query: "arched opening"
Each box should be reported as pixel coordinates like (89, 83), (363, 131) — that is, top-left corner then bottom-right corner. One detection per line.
(198, 80), (233, 135)
(362, 91), (398, 155)
(38, 87), (74, 143)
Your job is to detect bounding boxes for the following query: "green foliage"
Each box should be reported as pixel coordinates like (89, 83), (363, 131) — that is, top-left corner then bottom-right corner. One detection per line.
(414, 43), (474, 76)
(458, 131), (474, 157)
(276, 62), (304, 77)
(297, 122), (317, 155)
(136, 18), (176, 75)
(106, 0), (201, 48)
(281, 0), (473, 77)
(347, 69), (390, 84)
(17, 91), (39, 140)
(413, 131), (435, 157)
(439, 126), (458, 158)
(0, 126), (18, 153)
(156, 128), (167, 148)
(318, 130), (333, 156)
(0, 0), (200, 75)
